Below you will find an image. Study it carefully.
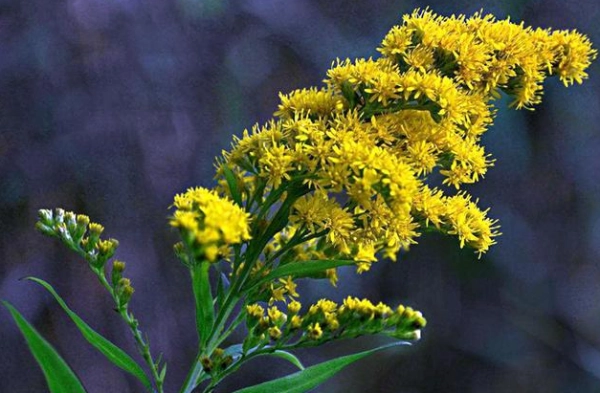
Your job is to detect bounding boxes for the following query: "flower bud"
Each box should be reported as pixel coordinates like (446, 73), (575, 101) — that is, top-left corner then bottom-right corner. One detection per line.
(69, 214), (89, 242)
(268, 326), (282, 340)
(65, 212), (77, 233)
(88, 223), (104, 236)
(200, 356), (213, 373)
(96, 238), (119, 266)
(38, 209), (53, 226)
(221, 355), (233, 369)
(111, 260), (126, 286)
(35, 222), (56, 237)
(288, 300), (301, 315)
(117, 278), (134, 307)
(54, 208), (65, 224)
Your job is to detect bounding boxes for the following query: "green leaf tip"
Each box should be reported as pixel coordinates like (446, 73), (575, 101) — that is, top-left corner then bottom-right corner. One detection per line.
(2, 300), (89, 393)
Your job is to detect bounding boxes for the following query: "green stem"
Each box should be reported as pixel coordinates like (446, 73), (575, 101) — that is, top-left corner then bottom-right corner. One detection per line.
(93, 268), (164, 393)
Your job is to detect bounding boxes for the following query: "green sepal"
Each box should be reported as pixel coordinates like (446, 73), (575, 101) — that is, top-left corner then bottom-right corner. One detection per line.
(25, 277), (153, 392)
(2, 300), (88, 393)
(231, 342), (409, 393)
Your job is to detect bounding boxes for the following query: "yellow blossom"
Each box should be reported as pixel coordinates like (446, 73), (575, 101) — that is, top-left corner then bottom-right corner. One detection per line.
(170, 187), (251, 262)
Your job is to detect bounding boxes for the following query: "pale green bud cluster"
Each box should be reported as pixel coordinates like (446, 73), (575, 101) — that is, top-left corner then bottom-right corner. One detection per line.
(37, 209), (120, 268)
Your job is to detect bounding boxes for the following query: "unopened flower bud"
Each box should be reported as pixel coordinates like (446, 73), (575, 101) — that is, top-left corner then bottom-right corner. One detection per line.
(76, 214), (90, 227)
(290, 315), (303, 330)
(288, 300), (301, 315)
(55, 222), (71, 242)
(71, 214), (90, 242)
(38, 209), (53, 225)
(212, 348), (224, 359)
(221, 355), (233, 369)
(86, 223), (104, 250)
(64, 212), (76, 231)
(200, 356), (213, 373)
(35, 222), (56, 237)
(117, 278), (134, 307)
(97, 238), (119, 261)
(54, 208), (65, 223)
(111, 260), (126, 286)
(88, 222), (104, 237)
(268, 326), (282, 340)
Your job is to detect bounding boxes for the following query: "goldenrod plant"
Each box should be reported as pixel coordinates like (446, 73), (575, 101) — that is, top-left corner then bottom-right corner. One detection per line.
(4, 9), (595, 393)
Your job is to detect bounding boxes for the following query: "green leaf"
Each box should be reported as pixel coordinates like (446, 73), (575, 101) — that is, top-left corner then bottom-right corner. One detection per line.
(25, 277), (153, 392)
(268, 350), (305, 370)
(231, 342), (408, 393)
(246, 259), (355, 291)
(2, 300), (88, 393)
(222, 164), (243, 206)
(191, 261), (215, 347)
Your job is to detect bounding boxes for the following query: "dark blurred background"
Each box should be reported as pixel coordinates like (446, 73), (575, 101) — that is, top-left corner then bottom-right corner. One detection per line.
(1, 0), (600, 392)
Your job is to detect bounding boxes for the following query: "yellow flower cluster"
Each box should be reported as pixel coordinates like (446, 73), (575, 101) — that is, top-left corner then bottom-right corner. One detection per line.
(221, 9), (596, 272)
(379, 9), (597, 107)
(170, 187), (251, 262)
(244, 297), (426, 348)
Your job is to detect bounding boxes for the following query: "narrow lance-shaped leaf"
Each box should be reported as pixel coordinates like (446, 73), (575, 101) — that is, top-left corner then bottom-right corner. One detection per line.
(246, 259), (356, 291)
(191, 261), (214, 347)
(2, 301), (88, 393)
(267, 350), (305, 370)
(25, 277), (153, 392)
(222, 164), (243, 207)
(231, 342), (409, 393)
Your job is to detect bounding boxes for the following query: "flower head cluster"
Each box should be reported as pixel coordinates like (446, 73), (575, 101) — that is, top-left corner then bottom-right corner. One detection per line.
(219, 10), (594, 274)
(379, 9), (597, 107)
(171, 187), (251, 262)
(244, 297), (426, 350)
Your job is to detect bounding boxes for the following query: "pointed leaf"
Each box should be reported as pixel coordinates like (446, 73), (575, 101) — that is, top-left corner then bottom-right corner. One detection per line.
(2, 300), (88, 393)
(222, 164), (243, 206)
(24, 277), (153, 391)
(268, 350), (305, 370)
(231, 342), (408, 393)
(191, 261), (214, 347)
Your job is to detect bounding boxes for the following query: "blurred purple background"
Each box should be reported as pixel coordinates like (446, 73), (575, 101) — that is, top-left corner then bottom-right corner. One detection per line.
(1, 0), (600, 392)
